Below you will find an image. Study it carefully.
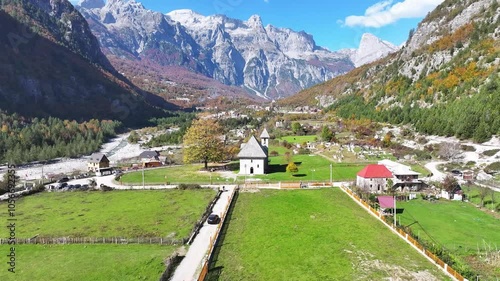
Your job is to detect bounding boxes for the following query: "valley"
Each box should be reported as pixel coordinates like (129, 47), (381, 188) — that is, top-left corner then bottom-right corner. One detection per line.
(0, 0), (499, 280)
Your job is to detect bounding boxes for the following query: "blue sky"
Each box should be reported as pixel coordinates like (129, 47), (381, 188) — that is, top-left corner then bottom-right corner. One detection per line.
(75, 0), (445, 50)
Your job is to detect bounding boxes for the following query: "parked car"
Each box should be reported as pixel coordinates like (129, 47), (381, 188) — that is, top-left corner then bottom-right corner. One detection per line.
(57, 177), (69, 183)
(207, 214), (220, 225)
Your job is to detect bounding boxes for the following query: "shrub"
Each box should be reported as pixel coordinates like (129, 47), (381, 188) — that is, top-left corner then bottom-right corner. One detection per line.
(177, 184), (202, 190)
(100, 184), (113, 192)
(483, 149), (500, 157)
(484, 162), (500, 175)
(269, 151), (279, 157)
(286, 162), (299, 173)
(461, 145), (476, 152)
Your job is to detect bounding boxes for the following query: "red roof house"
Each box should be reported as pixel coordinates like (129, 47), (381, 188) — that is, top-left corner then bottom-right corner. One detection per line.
(356, 164), (393, 193)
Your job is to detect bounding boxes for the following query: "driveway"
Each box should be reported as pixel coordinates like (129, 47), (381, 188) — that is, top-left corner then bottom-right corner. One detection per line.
(171, 185), (235, 281)
(424, 161), (447, 182)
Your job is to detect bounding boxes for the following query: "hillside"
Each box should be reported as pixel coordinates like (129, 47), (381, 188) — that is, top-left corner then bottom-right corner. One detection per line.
(76, 1), (354, 100)
(0, 0), (173, 125)
(282, 0), (500, 142)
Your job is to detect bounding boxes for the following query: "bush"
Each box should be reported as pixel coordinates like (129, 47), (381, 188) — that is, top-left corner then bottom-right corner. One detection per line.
(177, 184), (202, 190)
(100, 184), (113, 192)
(269, 151), (279, 157)
(286, 162), (299, 173)
(484, 162), (500, 174)
(483, 149), (500, 157)
(461, 145), (476, 152)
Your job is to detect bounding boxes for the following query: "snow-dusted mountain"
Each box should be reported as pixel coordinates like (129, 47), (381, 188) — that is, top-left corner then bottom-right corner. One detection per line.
(354, 33), (400, 67)
(76, 1), (399, 100)
(76, 1), (354, 99)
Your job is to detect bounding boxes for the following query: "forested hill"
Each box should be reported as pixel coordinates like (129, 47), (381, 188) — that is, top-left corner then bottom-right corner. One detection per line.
(0, 0), (173, 125)
(281, 0), (500, 142)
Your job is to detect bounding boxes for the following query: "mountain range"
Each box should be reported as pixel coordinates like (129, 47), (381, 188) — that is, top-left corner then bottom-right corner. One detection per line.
(0, 0), (174, 124)
(75, 0), (399, 100)
(282, 0), (500, 142)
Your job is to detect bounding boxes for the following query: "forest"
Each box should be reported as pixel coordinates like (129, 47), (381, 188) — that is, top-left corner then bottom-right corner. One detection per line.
(0, 111), (122, 164)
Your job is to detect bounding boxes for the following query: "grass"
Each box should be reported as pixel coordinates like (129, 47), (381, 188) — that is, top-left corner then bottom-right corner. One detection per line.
(0, 244), (175, 281)
(119, 164), (231, 184)
(209, 189), (449, 280)
(398, 199), (500, 279)
(246, 153), (365, 182)
(278, 135), (318, 144)
(462, 185), (499, 212)
(0, 190), (215, 238)
(410, 164), (431, 176)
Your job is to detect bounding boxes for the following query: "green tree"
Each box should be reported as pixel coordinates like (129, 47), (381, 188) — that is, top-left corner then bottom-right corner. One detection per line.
(183, 119), (225, 169)
(291, 122), (302, 134)
(127, 131), (140, 144)
(321, 126), (334, 142)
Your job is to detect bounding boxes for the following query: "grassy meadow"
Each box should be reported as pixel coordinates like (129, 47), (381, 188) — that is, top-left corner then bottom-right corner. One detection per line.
(398, 199), (500, 279)
(0, 244), (175, 281)
(209, 188), (449, 280)
(0, 189), (215, 238)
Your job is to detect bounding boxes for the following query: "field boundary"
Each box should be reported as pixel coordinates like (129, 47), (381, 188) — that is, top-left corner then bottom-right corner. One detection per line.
(197, 186), (238, 281)
(0, 237), (186, 245)
(339, 186), (466, 281)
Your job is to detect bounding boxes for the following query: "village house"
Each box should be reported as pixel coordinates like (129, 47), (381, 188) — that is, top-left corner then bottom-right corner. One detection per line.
(87, 153), (112, 176)
(379, 160), (427, 192)
(356, 164), (393, 193)
(238, 129), (269, 175)
(139, 150), (162, 168)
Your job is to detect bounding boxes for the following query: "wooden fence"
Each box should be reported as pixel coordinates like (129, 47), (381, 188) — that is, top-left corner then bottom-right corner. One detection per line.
(0, 237), (186, 245)
(198, 187), (237, 281)
(242, 181), (332, 189)
(340, 186), (466, 281)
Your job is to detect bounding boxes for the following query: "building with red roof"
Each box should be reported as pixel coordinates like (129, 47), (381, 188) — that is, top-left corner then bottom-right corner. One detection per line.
(356, 164), (393, 193)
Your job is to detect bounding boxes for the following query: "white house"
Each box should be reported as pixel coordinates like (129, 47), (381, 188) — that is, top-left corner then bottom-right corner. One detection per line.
(356, 164), (394, 193)
(238, 129), (269, 175)
(378, 160), (427, 192)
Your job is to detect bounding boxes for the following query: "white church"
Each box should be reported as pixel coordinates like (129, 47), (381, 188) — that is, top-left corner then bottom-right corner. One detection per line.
(238, 128), (269, 175)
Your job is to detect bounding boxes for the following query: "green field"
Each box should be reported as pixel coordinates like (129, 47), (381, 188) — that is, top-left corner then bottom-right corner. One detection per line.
(462, 185), (499, 212)
(0, 190), (215, 238)
(120, 164), (232, 184)
(398, 199), (500, 279)
(246, 153), (365, 182)
(279, 135), (318, 144)
(0, 244), (175, 281)
(209, 189), (449, 280)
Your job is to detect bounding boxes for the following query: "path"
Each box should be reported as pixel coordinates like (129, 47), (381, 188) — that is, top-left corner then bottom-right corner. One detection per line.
(171, 185), (235, 281)
(423, 161), (446, 182)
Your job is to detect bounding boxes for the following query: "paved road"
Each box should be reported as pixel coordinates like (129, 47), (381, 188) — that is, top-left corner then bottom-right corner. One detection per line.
(171, 185), (235, 281)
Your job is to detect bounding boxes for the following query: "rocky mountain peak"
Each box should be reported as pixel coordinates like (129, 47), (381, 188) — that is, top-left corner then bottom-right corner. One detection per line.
(354, 33), (399, 67)
(77, 0), (105, 9)
(246, 14), (263, 29)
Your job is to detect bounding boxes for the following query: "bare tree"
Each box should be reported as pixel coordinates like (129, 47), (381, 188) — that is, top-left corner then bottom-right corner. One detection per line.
(438, 142), (462, 162)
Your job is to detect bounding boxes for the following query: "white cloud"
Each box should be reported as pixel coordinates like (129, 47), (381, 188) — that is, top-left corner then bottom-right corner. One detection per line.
(344, 0), (445, 28)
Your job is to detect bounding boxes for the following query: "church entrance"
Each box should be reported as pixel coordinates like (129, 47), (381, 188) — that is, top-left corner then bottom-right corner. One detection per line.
(250, 167), (254, 174)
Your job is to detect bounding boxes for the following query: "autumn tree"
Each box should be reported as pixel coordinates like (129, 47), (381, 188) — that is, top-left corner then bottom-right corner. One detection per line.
(183, 118), (224, 169)
(286, 162), (299, 173)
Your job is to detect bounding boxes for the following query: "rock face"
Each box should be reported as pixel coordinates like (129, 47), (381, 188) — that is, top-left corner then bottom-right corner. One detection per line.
(0, 0), (169, 123)
(77, 2), (356, 99)
(354, 33), (399, 67)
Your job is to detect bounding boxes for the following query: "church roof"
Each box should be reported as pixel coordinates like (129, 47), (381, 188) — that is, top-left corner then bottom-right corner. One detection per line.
(237, 136), (268, 159)
(260, 128), (270, 139)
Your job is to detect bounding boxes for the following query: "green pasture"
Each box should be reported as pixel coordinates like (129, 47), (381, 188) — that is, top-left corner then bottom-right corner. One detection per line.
(209, 188), (449, 280)
(0, 190), (215, 238)
(0, 244), (175, 281)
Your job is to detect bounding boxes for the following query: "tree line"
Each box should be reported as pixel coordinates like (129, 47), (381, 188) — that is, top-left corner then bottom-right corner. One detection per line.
(0, 111), (122, 164)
